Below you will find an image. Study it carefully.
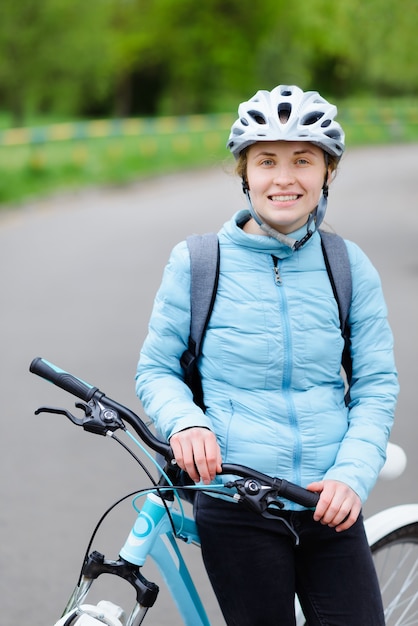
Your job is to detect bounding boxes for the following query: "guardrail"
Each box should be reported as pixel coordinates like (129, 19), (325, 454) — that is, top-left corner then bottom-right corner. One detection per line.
(0, 107), (417, 147)
(0, 114), (234, 147)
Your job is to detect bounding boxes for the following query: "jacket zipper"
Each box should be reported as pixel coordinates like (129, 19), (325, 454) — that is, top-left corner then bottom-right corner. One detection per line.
(271, 254), (302, 496)
(272, 255), (282, 284)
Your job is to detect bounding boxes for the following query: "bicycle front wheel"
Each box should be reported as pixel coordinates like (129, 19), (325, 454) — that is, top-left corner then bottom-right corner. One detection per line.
(371, 522), (418, 625)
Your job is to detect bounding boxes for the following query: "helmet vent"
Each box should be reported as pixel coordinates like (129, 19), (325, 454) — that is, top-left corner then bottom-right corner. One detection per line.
(325, 129), (341, 140)
(228, 85), (345, 158)
(301, 112), (324, 126)
(277, 103), (291, 123)
(248, 110), (267, 125)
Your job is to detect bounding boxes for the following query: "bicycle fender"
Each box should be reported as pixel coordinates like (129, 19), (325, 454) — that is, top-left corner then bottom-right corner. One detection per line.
(54, 601), (124, 626)
(364, 504), (418, 546)
(378, 442), (407, 480)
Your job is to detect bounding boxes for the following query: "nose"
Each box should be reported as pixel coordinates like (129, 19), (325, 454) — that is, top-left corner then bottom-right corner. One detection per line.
(272, 165), (295, 185)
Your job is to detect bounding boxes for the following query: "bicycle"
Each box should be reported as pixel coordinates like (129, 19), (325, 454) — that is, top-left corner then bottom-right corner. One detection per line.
(30, 357), (418, 626)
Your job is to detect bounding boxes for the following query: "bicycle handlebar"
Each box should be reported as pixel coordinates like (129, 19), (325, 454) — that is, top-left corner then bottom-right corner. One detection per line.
(221, 464), (319, 509)
(30, 357), (101, 402)
(30, 357), (172, 459)
(30, 357), (319, 509)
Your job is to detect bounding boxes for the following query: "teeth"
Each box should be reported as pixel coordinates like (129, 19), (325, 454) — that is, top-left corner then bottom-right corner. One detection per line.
(271, 195), (298, 201)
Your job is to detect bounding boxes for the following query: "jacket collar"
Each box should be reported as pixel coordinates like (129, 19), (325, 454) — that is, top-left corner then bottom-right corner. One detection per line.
(223, 210), (317, 259)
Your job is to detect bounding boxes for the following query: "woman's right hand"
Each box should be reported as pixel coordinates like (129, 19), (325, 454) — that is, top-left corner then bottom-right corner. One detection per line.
(170, 427), (222, 485)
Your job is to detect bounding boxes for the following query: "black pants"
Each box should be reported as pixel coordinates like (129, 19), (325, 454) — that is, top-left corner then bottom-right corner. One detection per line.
(195, 492), (385, 626)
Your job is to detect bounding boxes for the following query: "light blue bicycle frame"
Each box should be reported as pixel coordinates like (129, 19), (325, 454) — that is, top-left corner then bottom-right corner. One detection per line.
(119, 491), (210, 626)
(117, 489), (306, 626)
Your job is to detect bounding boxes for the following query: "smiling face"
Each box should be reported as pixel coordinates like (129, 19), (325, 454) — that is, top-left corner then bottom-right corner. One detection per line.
(244, 141), (330, 235)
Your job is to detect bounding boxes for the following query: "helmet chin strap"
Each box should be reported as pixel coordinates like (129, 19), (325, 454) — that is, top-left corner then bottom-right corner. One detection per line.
(312, 183), (328, 230)
(242, 180), (328, 251)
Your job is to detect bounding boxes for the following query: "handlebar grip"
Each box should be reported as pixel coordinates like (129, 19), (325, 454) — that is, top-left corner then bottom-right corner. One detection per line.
(278, 479), (319, 508)
(30, 357), (100, 402)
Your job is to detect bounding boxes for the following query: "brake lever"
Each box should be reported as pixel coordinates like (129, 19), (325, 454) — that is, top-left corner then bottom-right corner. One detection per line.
(35, 400), (126, 435)
(230, 477), (302, 545)
(35, 405), (85, 426)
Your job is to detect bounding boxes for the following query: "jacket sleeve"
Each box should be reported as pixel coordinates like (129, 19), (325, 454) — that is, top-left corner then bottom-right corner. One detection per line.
(323, 241), (399, 503)
(135, 240), (214, 441)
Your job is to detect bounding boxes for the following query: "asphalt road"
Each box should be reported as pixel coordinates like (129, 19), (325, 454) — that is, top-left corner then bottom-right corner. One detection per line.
(1, 144), (417, 625)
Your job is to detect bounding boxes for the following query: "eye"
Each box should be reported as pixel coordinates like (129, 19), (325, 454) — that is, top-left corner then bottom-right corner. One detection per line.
(260, 158), (274, 166)
(296, 157), (310, 166)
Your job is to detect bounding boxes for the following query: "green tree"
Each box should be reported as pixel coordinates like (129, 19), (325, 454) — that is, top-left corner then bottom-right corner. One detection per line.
(0, 0), (114, 126)
(257, 0), (418, 97)
(152, 0), (280, 114)
(109, 0), (418, 117)
(109, 0), (169, 116)
(359, 0), (418, 94)
(109, 0), (281, 116)
(1, 0), (416, 123)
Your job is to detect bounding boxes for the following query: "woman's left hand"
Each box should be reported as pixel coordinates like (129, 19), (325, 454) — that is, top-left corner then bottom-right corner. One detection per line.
(306, 479), (362, 532)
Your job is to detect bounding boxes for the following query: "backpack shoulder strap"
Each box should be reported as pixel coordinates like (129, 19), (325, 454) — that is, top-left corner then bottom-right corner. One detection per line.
(180, 233), (220, 409)
(187, 232), (220, 357)
(319, 231), (352, 331)
(319, 230), (353, 385)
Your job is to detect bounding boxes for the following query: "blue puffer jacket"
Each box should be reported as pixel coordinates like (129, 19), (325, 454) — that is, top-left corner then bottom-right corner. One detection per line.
(136, 210), (399, 508)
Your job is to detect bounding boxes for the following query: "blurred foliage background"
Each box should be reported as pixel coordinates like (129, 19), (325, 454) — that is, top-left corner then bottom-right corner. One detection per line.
(1, 0), (417, 125)
(0, 0), (417, 204)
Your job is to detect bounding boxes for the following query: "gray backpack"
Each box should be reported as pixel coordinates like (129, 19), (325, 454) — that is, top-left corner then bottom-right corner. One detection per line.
(180, 231), (352, 411)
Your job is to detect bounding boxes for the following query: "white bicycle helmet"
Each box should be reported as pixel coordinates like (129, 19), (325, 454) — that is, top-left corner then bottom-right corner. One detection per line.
(227, 85), (345, 159)
(227, 85), (345, 248)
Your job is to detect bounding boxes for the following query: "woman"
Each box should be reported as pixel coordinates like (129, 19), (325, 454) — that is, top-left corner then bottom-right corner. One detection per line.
(136, 85), (398, 625)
